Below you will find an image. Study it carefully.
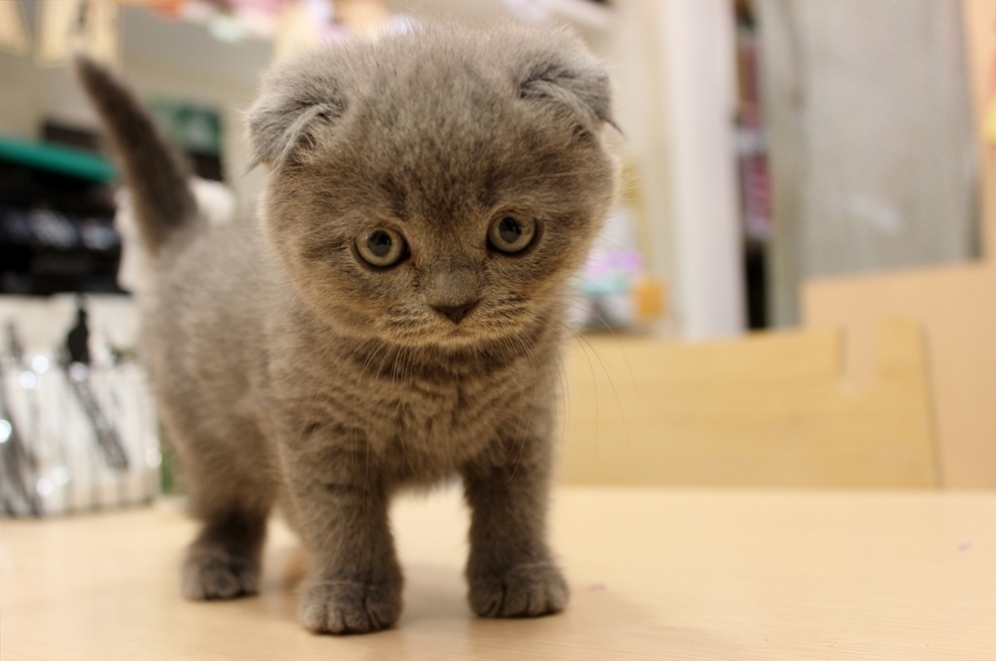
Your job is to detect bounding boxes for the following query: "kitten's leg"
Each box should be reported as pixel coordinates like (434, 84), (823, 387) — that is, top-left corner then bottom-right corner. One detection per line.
(170, 421), (276, 601)
(461, 438), (569, 618)
(181, 504), (269, 600)
(283, 443), (402, 635)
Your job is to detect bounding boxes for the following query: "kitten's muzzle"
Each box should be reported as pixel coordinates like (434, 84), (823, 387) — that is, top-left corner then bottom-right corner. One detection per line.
(433, 299), (479, 325)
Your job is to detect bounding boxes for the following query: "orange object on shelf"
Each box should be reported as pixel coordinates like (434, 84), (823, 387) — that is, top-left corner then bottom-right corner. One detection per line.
(632, 274), (667, 323)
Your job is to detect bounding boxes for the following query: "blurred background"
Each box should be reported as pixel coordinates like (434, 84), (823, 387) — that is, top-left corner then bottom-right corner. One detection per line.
(0, 0), (994, 515)
(2, 0), (993, 330)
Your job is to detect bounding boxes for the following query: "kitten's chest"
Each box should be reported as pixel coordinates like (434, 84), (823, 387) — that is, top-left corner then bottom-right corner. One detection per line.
(269, 329), (552, 479)
(371, 368), (527, 470)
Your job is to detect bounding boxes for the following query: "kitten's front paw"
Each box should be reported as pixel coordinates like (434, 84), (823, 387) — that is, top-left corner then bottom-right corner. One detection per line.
(181, 545), (260, 600)
(468, 563), (569, 618)
(299, 579), (402, 634)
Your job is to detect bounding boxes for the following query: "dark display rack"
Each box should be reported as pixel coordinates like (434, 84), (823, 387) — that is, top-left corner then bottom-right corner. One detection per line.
(0, 135), (124, 296)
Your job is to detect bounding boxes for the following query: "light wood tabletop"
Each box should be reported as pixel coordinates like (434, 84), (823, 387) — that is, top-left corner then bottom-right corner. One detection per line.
(2, 487), (994, 660)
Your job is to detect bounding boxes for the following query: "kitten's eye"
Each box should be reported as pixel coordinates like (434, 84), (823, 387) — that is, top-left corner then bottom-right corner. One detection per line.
(356, 228), (407, 267)
(488, 216), (536, 254)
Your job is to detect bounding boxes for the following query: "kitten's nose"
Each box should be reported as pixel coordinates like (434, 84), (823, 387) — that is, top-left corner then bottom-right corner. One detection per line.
(433, 299), (479, 324)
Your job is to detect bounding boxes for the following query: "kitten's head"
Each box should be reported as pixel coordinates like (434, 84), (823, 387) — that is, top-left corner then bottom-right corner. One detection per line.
(248, 24), (619, 350)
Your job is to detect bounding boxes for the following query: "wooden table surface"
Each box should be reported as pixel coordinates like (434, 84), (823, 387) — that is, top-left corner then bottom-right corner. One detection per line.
(2, 487), (994, 660)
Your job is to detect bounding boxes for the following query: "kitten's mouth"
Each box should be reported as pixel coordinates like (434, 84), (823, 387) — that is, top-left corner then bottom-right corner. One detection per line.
(379, 306), (530, 349)
(441, 322), (480, 341)
(432, 318), (501, 347)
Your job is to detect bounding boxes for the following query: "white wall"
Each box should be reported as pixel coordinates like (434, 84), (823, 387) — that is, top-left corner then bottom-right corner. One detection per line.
(657, 0), (745, 338)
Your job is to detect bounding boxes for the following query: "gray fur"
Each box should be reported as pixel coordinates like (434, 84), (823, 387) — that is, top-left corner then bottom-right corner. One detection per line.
(80, 24), (618, 634)
(75, 56), (199, 255)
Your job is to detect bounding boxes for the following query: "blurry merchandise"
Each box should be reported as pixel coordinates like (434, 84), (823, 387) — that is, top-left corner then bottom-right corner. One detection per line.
(734, 1), (771, 241)
(568, 155), (665, 334)
(148, 101), (225, 181)
(569, 205), (662, 333)
(0, 136), (123, 295)
(5, 0), (417, 67)
(1, 96), (227, 295)
(734, 0), (771, 329)
(36, 0), (120, 66)
(0, 298), (159, 517)
(149, 101), (222, 158)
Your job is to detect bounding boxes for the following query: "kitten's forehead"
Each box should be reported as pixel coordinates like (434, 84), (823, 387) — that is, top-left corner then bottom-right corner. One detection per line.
(342, 36), (556, 141)
(255, 24), (617, 240)
(332, 34), (601, 220)
(349, 54), (516, 180)
(252, 24), (608, 158)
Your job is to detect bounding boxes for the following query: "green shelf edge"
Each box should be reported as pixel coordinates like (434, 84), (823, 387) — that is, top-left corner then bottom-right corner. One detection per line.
(0, 135), (116, 184)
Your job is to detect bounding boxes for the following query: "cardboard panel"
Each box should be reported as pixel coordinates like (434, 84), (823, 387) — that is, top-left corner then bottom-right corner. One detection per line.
(558, 321), (937, 488)
(805, 264), (996, 488)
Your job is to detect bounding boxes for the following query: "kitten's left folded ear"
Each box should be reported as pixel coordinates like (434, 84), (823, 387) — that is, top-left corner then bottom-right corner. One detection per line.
(245, 51), (349, 169)
(510, 29), (615, 135)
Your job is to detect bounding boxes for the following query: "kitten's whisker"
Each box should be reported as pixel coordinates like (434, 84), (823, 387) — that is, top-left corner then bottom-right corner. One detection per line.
(558, 321), (631, 458)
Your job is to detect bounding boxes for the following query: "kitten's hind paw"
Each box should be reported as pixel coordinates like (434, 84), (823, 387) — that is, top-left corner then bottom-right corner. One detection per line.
(468, 563), (569, 618)
(299, 579), (402, 635)
(181, 545), (260, 600)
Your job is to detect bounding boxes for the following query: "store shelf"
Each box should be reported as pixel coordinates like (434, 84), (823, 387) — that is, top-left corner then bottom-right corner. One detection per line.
(0, 136), (115, 185)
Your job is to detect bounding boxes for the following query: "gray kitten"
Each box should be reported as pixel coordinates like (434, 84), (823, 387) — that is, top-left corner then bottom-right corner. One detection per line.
(77, 23), (618, 634)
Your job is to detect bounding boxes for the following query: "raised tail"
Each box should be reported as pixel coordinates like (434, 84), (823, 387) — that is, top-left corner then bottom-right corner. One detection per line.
(75, 55), (198, 255)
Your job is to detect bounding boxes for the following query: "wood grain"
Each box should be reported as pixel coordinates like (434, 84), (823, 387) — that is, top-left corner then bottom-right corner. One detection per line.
(2, 488), (995, 660)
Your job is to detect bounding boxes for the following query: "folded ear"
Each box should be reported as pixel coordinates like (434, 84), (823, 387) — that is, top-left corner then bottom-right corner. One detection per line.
(514, 35), (614, 134)
(246, 58), (348, 168)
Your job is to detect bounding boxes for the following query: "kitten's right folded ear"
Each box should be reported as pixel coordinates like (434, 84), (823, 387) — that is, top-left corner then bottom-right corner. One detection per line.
(246, 56), (348, 169)
(504, 26), (616, 137)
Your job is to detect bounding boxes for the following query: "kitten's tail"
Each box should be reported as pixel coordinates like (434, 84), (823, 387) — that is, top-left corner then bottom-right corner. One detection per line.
(75, 55), (199, 255)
